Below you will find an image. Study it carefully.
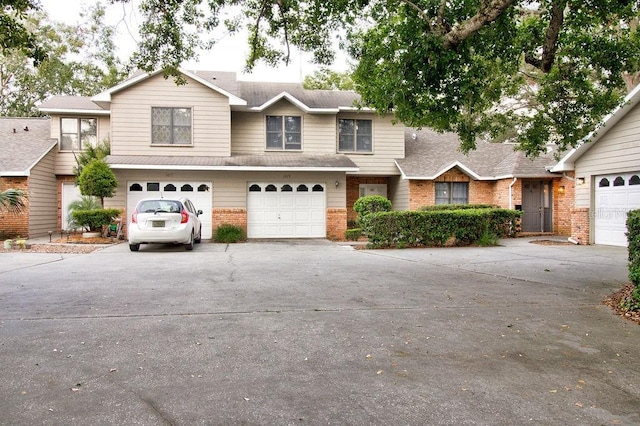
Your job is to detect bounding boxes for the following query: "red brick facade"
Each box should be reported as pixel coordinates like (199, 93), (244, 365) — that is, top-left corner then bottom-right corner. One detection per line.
(571, 207), (590, 244)
(345, 176), (390, 223)
(0, 177), (29, 238)
(327, 208), (347, 240)
(213, 208), (247, 236)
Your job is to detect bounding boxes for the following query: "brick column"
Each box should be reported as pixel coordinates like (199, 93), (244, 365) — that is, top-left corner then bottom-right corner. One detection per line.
(213, 208), (247, 237)
(327, 208), (347, 240)
(0, 177), (29, 238)
(571, 208), (590, 244)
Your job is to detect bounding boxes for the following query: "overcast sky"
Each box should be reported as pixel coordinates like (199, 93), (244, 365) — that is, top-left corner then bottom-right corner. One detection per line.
(38, 0), (349, 82)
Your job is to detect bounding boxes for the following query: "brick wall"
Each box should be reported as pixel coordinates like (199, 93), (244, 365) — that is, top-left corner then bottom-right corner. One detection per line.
(554, 173), (574, 236)
(346, 176), (389, 222)
(0, 177), (29, 238)
(213, 208), (247, 237)
(327, 208), (347, 240)
(571, 207), (590, 244)
(469, 181), (495, 205)
(408, 180), (435, 210)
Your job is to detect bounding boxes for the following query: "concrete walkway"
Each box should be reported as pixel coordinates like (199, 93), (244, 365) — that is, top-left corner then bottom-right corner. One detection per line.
(0, 238), (638, 425)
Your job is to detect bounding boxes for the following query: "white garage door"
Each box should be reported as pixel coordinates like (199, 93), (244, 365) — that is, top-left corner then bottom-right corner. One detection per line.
(594, 173), (640, 246)
(247, 183), (326, 238)
(127, 181), (213, 239)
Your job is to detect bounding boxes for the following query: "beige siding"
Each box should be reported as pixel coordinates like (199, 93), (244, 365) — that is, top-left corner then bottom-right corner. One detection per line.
(342, 113), (405, 176)
(28, 148), (58, 237)
(574, 103), (640, 208)
(110, 74), (231, 157)
(231, 100), (336, 155)
(107, 170), (347, 211)
(52, 115), (110, 175)
(389, 175), (409, 211)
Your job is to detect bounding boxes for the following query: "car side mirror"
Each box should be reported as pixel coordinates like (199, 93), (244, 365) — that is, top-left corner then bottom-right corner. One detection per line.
(197, 210), (203, 216)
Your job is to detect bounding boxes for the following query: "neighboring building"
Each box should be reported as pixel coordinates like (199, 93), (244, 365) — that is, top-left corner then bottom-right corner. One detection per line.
(552, 84), (640, 246)
(0, 118), (57, 238)
(394, 128), (572, 235)
(3, 68), (573, 240)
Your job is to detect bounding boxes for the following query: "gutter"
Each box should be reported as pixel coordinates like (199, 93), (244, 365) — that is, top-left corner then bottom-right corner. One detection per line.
(508, 177), (518, 209)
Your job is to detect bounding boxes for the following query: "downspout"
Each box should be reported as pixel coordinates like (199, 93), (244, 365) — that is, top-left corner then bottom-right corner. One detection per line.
(508, 177), (517, 209)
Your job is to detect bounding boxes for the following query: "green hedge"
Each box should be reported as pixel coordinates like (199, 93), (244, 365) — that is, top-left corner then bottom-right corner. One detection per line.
(354, 195), (392, 226)
(71, 209), (121, 232)
(361, 208), (521, 248)
(214, 224), (246, 243)
(419, 203), (497, 211)
(625, 210), (640, 310)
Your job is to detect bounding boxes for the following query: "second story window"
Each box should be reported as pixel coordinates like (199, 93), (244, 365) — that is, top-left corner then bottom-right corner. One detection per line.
(338, 119), (372, 153)
(266, 115), (301, 150)
(60, 117), (97, 151)
(152, 107), (192, 145)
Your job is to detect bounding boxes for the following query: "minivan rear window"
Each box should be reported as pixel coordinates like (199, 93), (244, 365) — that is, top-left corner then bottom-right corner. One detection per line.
(138, 200), (182, 213)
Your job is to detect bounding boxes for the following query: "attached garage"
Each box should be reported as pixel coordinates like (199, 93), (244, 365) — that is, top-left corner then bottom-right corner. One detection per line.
(126, 181), (213, 239)
(247, 182), (326, 238)
(594, 173), (640, 246)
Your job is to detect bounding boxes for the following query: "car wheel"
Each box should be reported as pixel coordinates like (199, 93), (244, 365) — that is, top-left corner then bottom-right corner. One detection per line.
(195, 228), (202, 244)
(184, 232), (194, 251)
(129, 243), (140, 251)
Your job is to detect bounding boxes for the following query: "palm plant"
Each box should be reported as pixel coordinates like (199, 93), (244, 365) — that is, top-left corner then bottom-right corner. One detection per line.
(67, 195), (101, 230)
(0, 189), (27, 213)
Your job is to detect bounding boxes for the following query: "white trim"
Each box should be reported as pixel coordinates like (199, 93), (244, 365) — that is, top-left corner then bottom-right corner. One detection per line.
(109, 164), (359, 172)
(394, 160), (514, 181)
(251, 92), (338, 114)
(39, 108), (110, 116)
(92, 68), (247, 106)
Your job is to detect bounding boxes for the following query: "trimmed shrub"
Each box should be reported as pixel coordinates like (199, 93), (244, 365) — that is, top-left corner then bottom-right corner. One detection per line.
(215, 224), (246, 243)
(71, 209), (121, 232)
(361, 208), (521, 248)
(419, 204), (497, 211)
(624, 210), (640, 311)
(345, 228), (362, 241)
(353, 195), (392, 226)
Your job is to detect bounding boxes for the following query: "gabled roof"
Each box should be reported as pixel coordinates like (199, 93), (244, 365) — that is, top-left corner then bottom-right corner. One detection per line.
(0, 118), (57, 176)
(395, 128), (558, 180)
(551, 83), (640, 172)
(91, 68), (247, 107)
(106, 153), (359, 172)
(38, 69), (364, 115)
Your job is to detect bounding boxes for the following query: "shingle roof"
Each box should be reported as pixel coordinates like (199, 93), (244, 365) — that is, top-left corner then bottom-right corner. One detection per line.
(396, 128), (559, 180)
(38, 96), (107, 112)
(0, 118), (56, 176)
(106, 153), (359, 171)
(237, 81), (360, 109)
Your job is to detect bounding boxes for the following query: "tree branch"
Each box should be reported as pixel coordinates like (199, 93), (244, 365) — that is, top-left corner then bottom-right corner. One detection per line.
(398, 0), (433, 32)
(540, 0), (565, 73)
(442, 0), (515, 48)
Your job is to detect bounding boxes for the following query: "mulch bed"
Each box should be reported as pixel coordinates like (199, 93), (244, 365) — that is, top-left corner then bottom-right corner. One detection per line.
(603, 284), (640, 326)
(0, 236), (122, 254)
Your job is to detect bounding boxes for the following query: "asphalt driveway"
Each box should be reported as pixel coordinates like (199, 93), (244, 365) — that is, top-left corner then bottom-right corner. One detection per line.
(0, 238), (638, 425)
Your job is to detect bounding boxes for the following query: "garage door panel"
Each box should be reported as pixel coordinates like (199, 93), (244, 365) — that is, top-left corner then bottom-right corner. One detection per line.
(595, 172), (640, 246)
(247, 182), (326, 238)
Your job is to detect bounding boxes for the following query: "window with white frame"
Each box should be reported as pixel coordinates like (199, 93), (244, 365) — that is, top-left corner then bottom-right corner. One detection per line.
(60, 117), (97, 151)
(266, 115), (302, 150)
(152, 107), (192, 145)
(435, 182), (469, 204)
(338, 119), (372, 153)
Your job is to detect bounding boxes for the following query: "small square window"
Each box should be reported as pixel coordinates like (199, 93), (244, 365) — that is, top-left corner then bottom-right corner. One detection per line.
(60, 117), (97, 151)
(265, 115), (301, 150)
(152, 107), (192, 145)
(338, 119), (372, 153)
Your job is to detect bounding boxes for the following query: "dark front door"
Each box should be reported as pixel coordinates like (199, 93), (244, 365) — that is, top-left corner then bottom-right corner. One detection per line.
(521, 181), (552, 232)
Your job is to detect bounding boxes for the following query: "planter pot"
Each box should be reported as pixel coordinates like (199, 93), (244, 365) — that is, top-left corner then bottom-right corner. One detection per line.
(82, 232), (101, 238)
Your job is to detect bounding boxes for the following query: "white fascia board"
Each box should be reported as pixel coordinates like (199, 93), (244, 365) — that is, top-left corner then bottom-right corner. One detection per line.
(109, 164), (359, 172)
(0, 170), (29, 177)
(337, 106), (375, 112)
(395, 160), (513, 181)
(92, 70), (157, 103)
(181, 69), (247, 106)
(250, 92), (339, 114)
(38, 108), (110, 116)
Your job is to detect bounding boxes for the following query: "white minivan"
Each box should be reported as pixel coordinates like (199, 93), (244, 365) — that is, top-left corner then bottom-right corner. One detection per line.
(128, 197), (202, 251)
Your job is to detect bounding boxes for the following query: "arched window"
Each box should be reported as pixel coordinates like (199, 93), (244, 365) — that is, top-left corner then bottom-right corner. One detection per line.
(197, 184), (210, 192)
(181, 184), (193, 192)
(297, 184), (308, 192)
(164, 184), (176, 192)
(281, 184), (293, 192)
(630, 175), (640, 186)
(613, 176), (625, 187)
(249, 184), (262, 192)
(265, 184), (277, 192)
(312, 184), (324, 192)
(129, 183), (143, 191)
(598, 178), (610, 187)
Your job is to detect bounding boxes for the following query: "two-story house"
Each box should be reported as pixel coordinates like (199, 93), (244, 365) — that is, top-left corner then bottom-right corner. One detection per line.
(37, 69), (404, 240)
(2, 68), (577, 241)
